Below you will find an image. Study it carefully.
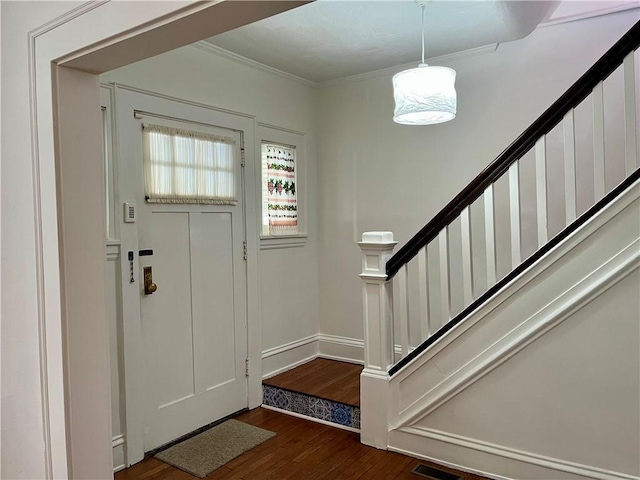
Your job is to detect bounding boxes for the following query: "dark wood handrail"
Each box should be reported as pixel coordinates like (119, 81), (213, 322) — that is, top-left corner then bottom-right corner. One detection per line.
(386, 20), (640, 279)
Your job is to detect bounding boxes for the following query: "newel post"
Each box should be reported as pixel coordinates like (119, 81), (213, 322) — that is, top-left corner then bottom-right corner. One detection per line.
(358, 231), (396, 448)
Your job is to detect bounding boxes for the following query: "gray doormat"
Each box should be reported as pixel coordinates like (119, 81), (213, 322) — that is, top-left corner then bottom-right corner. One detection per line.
(154, 419), (276, 478)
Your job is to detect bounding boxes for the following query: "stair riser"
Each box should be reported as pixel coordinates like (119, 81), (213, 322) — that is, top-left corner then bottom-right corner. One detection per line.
(262, 384), (360, 430)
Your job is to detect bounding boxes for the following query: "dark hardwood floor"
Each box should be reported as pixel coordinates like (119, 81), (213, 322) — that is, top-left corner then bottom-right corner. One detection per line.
(116, 407), (489, 480)
(263, 358), (363, 406)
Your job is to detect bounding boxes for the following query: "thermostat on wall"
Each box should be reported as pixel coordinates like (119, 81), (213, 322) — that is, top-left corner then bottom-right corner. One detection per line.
(124, 202), (136, 223)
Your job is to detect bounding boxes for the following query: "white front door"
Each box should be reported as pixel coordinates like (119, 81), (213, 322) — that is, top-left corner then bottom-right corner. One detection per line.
(135, 121), (248, 451)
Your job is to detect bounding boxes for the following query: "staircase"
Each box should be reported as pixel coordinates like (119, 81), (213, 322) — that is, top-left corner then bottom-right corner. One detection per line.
(359, 21), (640, 480)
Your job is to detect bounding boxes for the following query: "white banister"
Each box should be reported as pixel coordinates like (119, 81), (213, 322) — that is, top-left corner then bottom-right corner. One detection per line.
(623, 52), (638, 176)
(535, 136), (548, 247)
(398, 264), (410, 358)
(563, 110), (577, 224)
(593, 81), (606, 200)
(484, 184), (497, 288)
(359, 231), (397, 448)
(460, 206), (474, 307)
(509, 161), (522, 268)
(417, 246), (430, 342)
(438, 228), (451, 328)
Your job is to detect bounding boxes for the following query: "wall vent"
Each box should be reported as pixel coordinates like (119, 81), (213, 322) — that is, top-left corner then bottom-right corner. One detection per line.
(411, 464), (461, 480)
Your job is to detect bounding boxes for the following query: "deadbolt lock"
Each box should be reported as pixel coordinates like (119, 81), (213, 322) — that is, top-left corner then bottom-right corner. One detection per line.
(143, 266), (157, 295)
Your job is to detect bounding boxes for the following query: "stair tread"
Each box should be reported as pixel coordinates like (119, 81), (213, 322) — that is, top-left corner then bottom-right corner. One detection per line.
(264, 358), (363, 406)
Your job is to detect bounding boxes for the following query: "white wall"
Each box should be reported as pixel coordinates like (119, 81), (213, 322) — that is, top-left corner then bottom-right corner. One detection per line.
(100, 44), (320, 380)
(316, 10), (640, 350)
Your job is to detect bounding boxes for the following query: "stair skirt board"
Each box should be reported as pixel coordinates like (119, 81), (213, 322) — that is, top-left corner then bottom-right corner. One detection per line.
(262, 384), (361, 431)
(389, 427), (640, 480)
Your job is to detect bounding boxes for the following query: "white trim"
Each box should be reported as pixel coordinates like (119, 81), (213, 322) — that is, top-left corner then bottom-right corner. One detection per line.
(387, 444), (511, 480)
(192, 41), (317, 87)
(318, 44), (499, 88)
(260, 234), (308, 250)
(27, 3), (114, 476)
(106, 244), (120, 261)
(110, 83), (255, 121)
(112, 435), (124, 448)
(318, 353), (365, 365)
(260, 334), (319, 379)
(318, 334), (364, 349)
(112, 435), (125, 473)
(262, 335), (318, 359)
(261, 405), (361, 433)
(539, 3), (639, 28)
(396, 426), (640, 480)
(192, 39), (500, 89)
(318, 334), (365, 365)
(262, 354), (319, 380)
(256, 122), (306, 137)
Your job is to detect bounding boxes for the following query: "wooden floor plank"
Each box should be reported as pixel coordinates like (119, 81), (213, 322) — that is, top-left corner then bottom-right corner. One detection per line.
(263, 358), (363, 406)
(115, 408), (490, 480)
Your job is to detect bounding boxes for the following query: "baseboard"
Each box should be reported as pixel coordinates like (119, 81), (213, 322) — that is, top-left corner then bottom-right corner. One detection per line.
(261, 335), (319, 379)
(387, 445), (511, 480)
(262, 353), (318, 380)
(318, 334), (364, 364)
(112, 434), (125, 473)
(318, 353), (364, 365)
(261, 333), (408, 376)
(391, 427), (639, 480)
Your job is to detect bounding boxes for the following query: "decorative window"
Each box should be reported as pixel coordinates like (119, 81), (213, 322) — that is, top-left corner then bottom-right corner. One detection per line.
(262, 143), (298, 235)
(142, 123), (236, 204)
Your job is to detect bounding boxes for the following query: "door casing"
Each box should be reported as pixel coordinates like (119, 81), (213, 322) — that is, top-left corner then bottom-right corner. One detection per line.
(32, 2), (307, 475)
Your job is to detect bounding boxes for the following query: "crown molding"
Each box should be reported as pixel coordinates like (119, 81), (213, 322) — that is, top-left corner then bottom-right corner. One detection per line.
(192, 40), (501, 89)
(192, 41), (317, 87)
(317, 44), (499, 88)
(539, 2), (639, 28)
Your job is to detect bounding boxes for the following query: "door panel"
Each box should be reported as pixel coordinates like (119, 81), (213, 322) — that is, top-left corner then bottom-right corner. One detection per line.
(141, 211), (194, 408)
(190, 212), (238, 393)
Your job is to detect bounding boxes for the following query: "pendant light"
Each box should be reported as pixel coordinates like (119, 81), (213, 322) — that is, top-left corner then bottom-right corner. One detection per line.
(393, 2), (457, 125)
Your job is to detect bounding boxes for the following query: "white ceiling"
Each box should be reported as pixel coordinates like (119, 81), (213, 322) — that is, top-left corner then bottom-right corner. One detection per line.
(204, 1), (560, 83)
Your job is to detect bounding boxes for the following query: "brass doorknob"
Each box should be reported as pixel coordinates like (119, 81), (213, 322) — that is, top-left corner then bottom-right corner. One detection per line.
(143, 266), (158, 295)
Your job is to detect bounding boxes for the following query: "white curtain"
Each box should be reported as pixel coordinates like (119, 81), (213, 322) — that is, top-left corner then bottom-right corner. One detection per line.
(143, 123), (236, 204)
(264, 143), (298, 235)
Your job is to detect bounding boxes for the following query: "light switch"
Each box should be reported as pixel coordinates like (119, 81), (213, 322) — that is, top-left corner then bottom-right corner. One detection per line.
(124, 202), (136, 223)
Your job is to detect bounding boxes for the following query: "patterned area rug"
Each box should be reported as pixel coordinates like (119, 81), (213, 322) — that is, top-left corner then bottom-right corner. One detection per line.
(154, 419), (276, 478)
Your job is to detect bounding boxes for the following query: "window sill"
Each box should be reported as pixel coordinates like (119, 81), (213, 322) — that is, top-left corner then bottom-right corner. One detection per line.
(260, 234), (308, 250)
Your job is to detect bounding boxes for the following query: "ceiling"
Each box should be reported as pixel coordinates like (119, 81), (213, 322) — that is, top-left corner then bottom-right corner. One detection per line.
(204, 1), (560, 83)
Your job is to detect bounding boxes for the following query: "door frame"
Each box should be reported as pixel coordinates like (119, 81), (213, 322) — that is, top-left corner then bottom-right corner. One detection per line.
(28, 1), (307, 476)
(112, 85), (258, 464)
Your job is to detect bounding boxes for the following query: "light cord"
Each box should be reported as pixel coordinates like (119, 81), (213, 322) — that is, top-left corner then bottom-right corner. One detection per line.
(421, 3), (425, 64)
